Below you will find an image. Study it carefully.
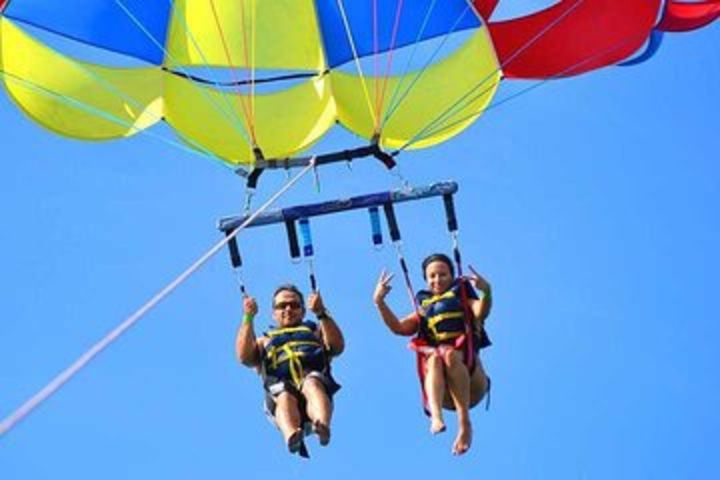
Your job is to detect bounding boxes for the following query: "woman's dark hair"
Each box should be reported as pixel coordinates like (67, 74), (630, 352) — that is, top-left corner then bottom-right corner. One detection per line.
(272, 283), (305, 309)
(421, 253), (455, 279)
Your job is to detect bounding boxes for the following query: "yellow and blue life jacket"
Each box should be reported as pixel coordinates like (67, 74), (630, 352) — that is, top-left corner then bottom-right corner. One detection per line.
(262, 321), (328, 388)
(416, 279), (491, 349)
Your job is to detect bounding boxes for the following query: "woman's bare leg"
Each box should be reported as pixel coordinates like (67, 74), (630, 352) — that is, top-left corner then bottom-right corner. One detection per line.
(425, 353), (447, 434)
(443, 349), (472, 455)
(469, 358), (489, 408)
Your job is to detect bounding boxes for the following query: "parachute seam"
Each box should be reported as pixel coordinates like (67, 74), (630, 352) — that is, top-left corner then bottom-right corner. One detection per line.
(396, 0), (586, 152)
(380, 0), (437, 128)
(162, 0), (253, 147)
(406, 32), (643, 148)
(376, 0), (405, 132)
(373, 0), (380, 126)
(335, 0), (379, 130)
(381, 2), (473, 129)
(0, 67), (235, 171)
(114, 0), (254, 155)
(208, 0), (257, 144)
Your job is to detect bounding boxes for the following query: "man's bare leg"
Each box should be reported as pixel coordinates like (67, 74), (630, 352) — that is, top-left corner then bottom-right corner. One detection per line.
(302, 377), (332, 446)
(275, 392), (303, 451)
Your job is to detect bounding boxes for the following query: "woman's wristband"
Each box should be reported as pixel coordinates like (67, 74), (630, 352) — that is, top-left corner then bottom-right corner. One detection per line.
(242, 313), (255, 325)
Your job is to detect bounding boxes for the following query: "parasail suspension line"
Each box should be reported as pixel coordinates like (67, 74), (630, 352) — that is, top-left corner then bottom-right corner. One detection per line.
(397, 0), (587, 152)
(381, 0), (438, 128)
(382, 1), (471, 128)
(376, 0), (405, 123)
(383, 202), (419, 312)
(312, 162), (322, 193)
(0, 160), (317, 438)
(335, 0), (380, 130)
(406, 32), (640, 147)
(0, 69), (236, 173)
(116, 0), (251, 144)
(208, 0), (258, 143)
(161, 0), (254, 141)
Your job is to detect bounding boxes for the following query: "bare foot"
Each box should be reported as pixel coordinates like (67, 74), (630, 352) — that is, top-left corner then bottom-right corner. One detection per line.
(451, 424), (472, 456)
(430, 417), (447, 435)
(312, 420), (331, 446)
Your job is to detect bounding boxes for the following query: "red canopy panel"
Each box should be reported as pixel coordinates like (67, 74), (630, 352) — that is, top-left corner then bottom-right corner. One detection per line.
(0, 0), (8, 11)
(473, 0), (499, 20)
(488, 0), (661, 79)
(658, 0), (720, 32)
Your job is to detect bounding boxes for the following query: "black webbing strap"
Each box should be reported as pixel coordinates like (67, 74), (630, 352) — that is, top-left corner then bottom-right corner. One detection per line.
(383, 202), (419, 311)
(443, 193), (458, 233)
(443, 193), (463, 273)
(246, 147), (267, 189)
(383, 202), (402, 242)
(309, 272), (318, 293)
(442, 193), (475, 369)
(246, 168), (264, 190)
(225, 231), (242, 269)
(284, 219), (301, 260)
(224, 232), (247, 295)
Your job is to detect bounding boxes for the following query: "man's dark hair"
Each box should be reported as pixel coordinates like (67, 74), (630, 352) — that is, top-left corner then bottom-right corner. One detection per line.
(272, 283), (305, 309)
(421, 253), (455, 279)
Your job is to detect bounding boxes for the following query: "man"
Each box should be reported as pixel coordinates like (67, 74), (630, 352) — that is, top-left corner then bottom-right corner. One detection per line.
(236, 284), (344, 457)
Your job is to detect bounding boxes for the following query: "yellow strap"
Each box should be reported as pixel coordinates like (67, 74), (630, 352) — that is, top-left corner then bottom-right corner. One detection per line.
(433, 331), (464, 342)
(421, 290), (456, 309)
(281, 344), (305, 389)
(428, 311), (464, 339)
(266, 325), (314, 337)
(266, 340), (321, 362)
(428, 311), (464, 328)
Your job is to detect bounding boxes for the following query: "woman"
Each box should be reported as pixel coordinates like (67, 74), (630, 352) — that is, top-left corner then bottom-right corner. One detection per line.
(373, 253), (492, 456)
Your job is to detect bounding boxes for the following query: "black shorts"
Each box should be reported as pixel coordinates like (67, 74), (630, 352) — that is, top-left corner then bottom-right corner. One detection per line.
(263, 371), (341, 424)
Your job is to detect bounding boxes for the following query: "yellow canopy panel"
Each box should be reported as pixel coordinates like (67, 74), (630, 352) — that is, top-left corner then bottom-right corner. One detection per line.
(330, 27), (501, 150)
(0, 19), (163, 140)
(163, 72), (336, 167)
(166, 0), (326, 72)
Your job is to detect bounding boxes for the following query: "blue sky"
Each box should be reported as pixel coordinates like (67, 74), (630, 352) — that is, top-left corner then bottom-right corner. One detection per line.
(1, 6), (719, 479)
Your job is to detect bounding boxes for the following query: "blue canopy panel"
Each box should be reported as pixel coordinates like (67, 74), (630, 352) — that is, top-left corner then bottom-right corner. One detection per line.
(315, 0), (482, 68)
(3, 0), (170, 65)
(619, 30), (665, 67)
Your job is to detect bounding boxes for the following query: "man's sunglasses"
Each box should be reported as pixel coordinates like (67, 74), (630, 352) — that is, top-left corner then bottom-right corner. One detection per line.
(274, 301), (302, 310)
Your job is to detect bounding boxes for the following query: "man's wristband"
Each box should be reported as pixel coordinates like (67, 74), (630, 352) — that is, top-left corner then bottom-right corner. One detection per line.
(242, 313), (255, 325)
(316, 310), (331, 321)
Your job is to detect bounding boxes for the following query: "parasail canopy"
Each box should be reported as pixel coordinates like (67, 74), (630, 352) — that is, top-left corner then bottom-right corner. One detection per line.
(1, 0), (717, 173)
(0, 0), (500, 170)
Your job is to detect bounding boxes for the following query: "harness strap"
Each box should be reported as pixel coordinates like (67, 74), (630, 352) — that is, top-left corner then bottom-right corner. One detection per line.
(224, 232), (247, 295)
(455, 277), (476, 372)
(443, 192), (476, 372)
(284, 219), (301, 260)
(281, 344), (305, 388)
(382, 201), (419, 311)
(298, 218), (318, 291)
(368, 206), (383, 247)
